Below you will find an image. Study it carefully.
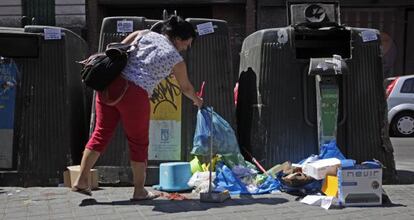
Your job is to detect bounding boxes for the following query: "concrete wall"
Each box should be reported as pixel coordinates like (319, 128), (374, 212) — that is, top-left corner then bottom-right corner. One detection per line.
(55, 0), (86, 28)
(212, 4), (246, 81)
(0, 0), (23, 27)
(0, 0), (86, 32)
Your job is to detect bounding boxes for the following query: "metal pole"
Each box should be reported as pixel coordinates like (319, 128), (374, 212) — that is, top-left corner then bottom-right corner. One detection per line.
(208, 107), (214, 194)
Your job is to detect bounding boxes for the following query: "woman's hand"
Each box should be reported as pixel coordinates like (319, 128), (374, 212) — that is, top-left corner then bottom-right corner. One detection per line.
(193, 96), (203, 109)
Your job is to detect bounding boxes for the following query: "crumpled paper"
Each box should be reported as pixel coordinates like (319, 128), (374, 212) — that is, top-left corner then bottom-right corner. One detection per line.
(300, 195), (338, 210)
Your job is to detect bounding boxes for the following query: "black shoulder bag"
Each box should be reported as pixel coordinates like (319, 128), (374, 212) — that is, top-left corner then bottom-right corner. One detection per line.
(79, 31), (148, 91)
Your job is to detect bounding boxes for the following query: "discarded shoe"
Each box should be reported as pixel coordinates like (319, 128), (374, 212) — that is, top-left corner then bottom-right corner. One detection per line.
(130, 191), (159, 201)
(71, 186), (92, 196)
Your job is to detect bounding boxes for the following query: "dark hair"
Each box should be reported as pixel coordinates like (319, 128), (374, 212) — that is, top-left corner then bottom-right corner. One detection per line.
(161, 15), (196, 40)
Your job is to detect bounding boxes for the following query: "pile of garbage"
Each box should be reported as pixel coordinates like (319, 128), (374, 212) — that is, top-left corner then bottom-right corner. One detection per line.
(189, 140), (383, 209)
(186, 107), (383, 209)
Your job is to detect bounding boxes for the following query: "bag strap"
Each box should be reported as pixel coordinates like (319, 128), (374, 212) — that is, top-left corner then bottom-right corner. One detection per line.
(104, 30), (151, 55)
(102, 78), (129, 106)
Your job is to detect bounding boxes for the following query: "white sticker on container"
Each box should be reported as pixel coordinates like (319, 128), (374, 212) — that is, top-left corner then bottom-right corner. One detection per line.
(277, 29), (288, 44)
(44, 28), (62, 40)
(117, 20), (133, 33)
(361, 30), (378, 42)
(196, 22), (215, 36)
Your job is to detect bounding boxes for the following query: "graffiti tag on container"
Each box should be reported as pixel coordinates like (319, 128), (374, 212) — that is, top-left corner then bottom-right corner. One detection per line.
(150, 77), (181, 114)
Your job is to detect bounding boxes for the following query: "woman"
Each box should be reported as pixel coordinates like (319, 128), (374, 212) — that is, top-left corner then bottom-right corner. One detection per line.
(72, 15), (203, 200)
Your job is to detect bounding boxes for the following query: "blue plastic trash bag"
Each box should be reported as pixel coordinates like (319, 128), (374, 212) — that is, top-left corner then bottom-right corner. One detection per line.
(341, 159), (356, 168)
(214, 162), (281, 195)
(361, 160), (382, 168)
(319, 140), (357, 167)
(319, 140), (346, 160)
(192, 107), (240, 155)
(214, 162), (248, 194)
(255, 176), (282, 194)
(297, 140), (345, 165)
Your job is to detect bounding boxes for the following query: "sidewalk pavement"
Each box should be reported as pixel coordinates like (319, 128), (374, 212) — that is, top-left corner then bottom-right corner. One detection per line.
(1, 138), (412, 220)
(1, 183), (414, 220)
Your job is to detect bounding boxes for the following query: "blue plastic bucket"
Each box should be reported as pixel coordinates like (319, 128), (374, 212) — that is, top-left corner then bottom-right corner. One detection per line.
(153, 162), (192, 192)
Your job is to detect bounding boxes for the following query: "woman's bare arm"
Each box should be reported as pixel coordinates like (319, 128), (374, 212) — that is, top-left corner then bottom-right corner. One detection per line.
(172, 61), (203, 108)
(121, 31), (141, 44)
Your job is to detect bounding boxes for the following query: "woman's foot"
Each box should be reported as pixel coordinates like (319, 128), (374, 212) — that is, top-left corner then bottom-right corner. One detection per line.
(72, 176), (91, 196)
(131, 188), (159, 201)
(71, 186), (92, 196)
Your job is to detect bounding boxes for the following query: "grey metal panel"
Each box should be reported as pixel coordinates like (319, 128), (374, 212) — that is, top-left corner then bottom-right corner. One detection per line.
(93, 17), (234, 185)
(340, 28), (395, 181)
(15, 40), (69, 186)
(238, 28), (318, 167)
(184, 18), (235, 160)
(261, 38), (318, 166)
(62, 27), (90, 164)
(98, 16), (147, 51)
(238, 26), (396, 182)
(0, 26), (88, 186)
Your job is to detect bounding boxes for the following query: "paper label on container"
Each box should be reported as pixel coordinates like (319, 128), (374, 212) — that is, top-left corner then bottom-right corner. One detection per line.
(196, 22), (215, 36)
(361, 30), (378, 42)
(277, 29), (288, 44)
(117, 20), (133, 33)
(44, 28), (62, 40)
(148, 120), (181, 160)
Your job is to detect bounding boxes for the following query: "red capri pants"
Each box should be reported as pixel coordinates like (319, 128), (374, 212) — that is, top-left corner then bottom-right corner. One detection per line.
(85, 76), (150, 162)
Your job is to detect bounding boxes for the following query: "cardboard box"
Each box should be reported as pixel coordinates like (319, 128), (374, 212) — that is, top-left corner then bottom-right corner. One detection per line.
(63, 165), (99, 189)
(322, 175), (338, 197)
(303, 158), (341, 180)
(338, 164), (382, 206)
